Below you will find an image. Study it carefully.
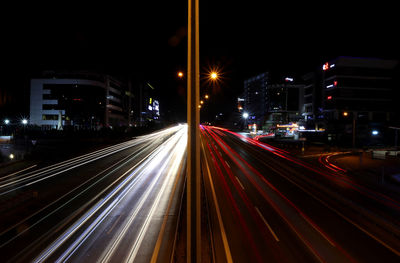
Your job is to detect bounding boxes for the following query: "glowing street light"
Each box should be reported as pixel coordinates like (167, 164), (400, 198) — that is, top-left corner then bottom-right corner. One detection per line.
(343, 112), (348, 117)
(178, 71), (184, 78)
(9, 153), (14, 160)
(243, 112), (249, 119)
(200, 100), (204, 104)
(21, 119), (28, 125)
(210, 71), (218, 80)
(204, 94), (209, 99)
(4, 119), (10, 125)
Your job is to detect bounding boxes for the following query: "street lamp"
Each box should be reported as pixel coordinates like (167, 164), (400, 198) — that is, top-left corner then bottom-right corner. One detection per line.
(210, 71), (218, 80)
(204, 94), (209, 99)
(178, 71), (184, 78)
(243, 112), (249, 119)
(4, 119), (10, 125)
(22, 119), (28, 125)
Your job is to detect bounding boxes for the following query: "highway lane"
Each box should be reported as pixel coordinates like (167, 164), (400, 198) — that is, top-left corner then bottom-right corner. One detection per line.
(200, 125), (400, 263)
(0, 125), (187, 263)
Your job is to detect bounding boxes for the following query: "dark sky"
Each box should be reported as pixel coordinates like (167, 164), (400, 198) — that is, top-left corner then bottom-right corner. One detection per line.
(2, 2), (399, 121)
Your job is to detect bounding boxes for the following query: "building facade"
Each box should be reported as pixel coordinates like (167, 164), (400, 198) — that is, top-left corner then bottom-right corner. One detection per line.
(243, 72), (268, 127)
(30, 71), (132, 129)
(264, 76), (304, 129)
(321, 57), (398, 145)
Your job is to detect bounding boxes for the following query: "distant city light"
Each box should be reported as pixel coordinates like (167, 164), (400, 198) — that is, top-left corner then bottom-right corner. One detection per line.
(21, 119), (28, 125)
(9, 153), (14, 159)
(322, 62), (329, 71)
(327, 96), (332, 100)
(285, 77), (294, 82)
(205, 94), (209, 99)
(200, 100), (204, 104)
(178, 71), (184, 78)
(243, 112), (249, 119)
(372, 130), (379, 136)
(4, 119), (10, 125)
(210, 72), (218, 80)
(343, 112), (348, 117)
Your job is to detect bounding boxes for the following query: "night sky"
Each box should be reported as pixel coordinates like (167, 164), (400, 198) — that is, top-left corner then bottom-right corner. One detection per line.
(2, 2), (399, 122)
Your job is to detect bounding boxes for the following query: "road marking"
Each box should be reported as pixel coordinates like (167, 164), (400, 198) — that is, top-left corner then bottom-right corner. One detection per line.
(150, 156), (183, 263)
(255, 207), (279, 242)
(235, 176), (245, 190)
(202, 143), (233, 263)
(300, 214), (336, 247)
(224, 161), (231, 168)
(264, 160), (400, 257)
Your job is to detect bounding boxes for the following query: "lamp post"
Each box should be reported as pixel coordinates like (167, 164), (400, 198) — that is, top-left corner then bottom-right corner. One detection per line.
(243, 112), (249, 130)
(187, 0), (201, 262)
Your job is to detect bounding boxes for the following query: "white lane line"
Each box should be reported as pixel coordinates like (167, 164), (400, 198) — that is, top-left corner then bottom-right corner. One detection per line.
(202, 143), (233, 263)
(235, 176), (245, 190)
(255, 207), (280, 242)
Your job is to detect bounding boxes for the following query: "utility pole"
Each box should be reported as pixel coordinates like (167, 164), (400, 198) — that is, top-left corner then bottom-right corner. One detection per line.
(352, 112), (356, 148)
(187, 0), (201, 262)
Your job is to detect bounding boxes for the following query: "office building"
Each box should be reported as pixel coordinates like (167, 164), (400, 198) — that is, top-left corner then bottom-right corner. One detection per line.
(264, 76), (304, 129)
(321, 56), (398, 145)
(30, 71), (133, 129)
(243, 72), (268, 128)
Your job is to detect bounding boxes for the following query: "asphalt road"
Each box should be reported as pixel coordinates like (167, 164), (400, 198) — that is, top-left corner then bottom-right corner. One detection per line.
(0, 125), (187, 263)
(200, 125), (400, 263)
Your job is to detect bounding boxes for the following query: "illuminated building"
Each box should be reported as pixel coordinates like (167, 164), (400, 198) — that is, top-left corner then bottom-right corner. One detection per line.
(30, 71), (133, 129)
(264, 75), (304, 129)
(321, 57), (398, 145)
(243, 72), (268, 128)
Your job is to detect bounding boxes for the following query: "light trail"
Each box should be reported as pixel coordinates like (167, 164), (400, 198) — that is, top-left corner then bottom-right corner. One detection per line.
(202, 126), (355, 263)
(222, 127), (400, 211)
(0, 126), (181, 194)
(32, 125), (187, 263)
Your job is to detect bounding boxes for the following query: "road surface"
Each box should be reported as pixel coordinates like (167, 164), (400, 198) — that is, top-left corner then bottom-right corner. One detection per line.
(200, 125), (400, 263)
(0, 125), (187, 263)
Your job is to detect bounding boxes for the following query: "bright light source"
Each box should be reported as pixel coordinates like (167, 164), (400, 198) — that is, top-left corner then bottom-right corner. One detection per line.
(4, 119), (10, 125)
(343, 112), (348, 117)
(9, 153), (14, 159)
(198, 105), (201, 109)
(205, 94), (209, 99)
(285, 77), (294, 82)
(243, 112), (249, 119)
(327, 96), (332, 100)
(200, 100), (204, 104)
(210, 72), (218, 80)
(178, 71), (183, 78)
(22, 119), (28, 125)
(322, 62), (329, 71)
(372, 130), (379, 136)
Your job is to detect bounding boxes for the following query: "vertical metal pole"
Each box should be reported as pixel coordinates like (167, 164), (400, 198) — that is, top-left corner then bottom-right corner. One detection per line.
(352, 112), (356, 148)
(187, 0), (201, 262)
